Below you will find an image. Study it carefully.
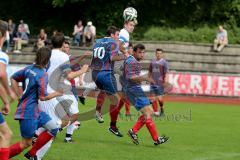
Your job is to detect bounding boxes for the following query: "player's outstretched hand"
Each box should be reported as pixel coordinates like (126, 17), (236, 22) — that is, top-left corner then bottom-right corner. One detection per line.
(1, 103), (10, 115)
(83, 51), (91, 56)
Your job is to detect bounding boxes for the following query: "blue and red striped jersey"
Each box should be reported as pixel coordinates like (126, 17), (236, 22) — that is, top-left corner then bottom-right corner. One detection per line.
(12, 64), (48, 120)
(149, 58), (168, 86)
(91, 37), (119, 72)
(123, 55), (142, 88)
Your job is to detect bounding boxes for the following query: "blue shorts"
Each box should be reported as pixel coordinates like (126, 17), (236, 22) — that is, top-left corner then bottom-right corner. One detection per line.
(92, 71), (117, 95)
(19, 111), (51, 138)
(0, 113), (5, 124)
(124, 86), (150, 111)
(150, 85), (164, 96)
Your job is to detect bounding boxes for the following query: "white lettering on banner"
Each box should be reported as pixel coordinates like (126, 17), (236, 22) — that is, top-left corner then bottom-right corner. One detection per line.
(218, 76), (229, 91)
(190, 75), (202, 90)
(206, 76), (212, 91)
(168, 74), (179, 88)
(234, 78), (240, 93)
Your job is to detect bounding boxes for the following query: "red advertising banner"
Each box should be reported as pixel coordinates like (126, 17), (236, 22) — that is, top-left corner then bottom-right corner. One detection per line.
(168, 73), (240, 97)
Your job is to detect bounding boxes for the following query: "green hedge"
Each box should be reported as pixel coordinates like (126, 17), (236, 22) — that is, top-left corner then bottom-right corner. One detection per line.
(133, 26), (240, 44)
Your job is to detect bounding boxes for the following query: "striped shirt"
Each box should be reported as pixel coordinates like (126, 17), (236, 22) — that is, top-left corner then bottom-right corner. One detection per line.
(12, 65), (48, 119)
(149, 58), (168, 86)
(123, 55), (142, 88)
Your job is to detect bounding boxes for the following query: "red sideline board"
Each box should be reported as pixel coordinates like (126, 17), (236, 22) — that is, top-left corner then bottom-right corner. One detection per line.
(168, 73), (240, 97)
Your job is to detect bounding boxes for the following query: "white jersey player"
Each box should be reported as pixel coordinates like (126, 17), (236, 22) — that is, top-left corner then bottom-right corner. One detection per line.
(35, 32), (88, 159)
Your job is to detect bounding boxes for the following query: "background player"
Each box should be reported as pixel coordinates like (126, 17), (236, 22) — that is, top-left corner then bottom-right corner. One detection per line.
(148, 48), (169, 117)
(123, 44), (169, 145)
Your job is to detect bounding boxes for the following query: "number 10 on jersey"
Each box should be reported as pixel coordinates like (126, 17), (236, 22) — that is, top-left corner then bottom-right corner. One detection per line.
(93, 47), (105, 59)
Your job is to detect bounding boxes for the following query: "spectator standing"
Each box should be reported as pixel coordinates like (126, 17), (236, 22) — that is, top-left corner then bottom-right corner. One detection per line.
(72, 20), (84, 46)
(213, 25), (228, 52)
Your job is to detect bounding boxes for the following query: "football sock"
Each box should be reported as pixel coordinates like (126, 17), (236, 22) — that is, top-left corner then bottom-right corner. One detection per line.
(109, 104), (119, 127)
(159, 100), (164, 111)
(36, 139), (53, 159)
(124, 99), (131, 114)
(117, 98), (125, 111)
(96, 91), (106, 112)
(152, 100), (158, 112)
(145, 118), (159, 141)
(28, 131), (53, 156)
(132, 115), (145, 133)
(0, 148), (10, 160)
(9, 142), (23, 158)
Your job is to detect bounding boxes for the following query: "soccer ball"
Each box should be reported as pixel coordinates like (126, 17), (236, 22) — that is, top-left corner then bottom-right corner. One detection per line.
(123, 7), (137, 21)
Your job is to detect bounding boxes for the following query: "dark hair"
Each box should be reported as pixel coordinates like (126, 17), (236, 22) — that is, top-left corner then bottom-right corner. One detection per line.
(129, 42), (133, 48)
(156, 48), (163, 52)
(51, 32), (65, 48)
(0, 20), (8, 38)
(106, 26), (119, 36)
(64, 40), (70, 45)
(133, 44), (145, 52)
(35, 47), (52, 68)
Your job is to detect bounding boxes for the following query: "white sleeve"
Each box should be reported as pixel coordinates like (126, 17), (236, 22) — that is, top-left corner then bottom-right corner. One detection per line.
(0, 52), (9, 65)
(119, 29), (129, 43)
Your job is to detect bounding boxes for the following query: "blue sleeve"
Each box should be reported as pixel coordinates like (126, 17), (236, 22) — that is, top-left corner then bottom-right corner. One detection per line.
(12, 68), (26, 82)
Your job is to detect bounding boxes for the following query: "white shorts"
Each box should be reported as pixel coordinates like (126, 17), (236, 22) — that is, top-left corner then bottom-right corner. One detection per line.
(39, 98), (64, 128)
(38, 94), (79, 126)
(56, 94), (79, 116)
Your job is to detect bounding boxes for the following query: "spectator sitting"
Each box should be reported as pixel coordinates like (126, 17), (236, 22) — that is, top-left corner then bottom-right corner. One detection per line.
(13, 25), (29, 53)
(83, 21), (96, 47)
(8, 19), (16, 44)
(213, 25), (228, 52)
(72, 20), (84, 46)
(36, 29), (48, 50)
(18, 20), (30, 36)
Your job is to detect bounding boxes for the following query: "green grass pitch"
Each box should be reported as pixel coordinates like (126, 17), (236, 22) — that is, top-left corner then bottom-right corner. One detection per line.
(5, 97), (240, 160)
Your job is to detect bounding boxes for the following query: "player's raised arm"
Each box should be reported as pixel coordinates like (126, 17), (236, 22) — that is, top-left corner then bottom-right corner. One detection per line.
(111, 41), (128, 61)
(64, 64), (89, 81)
(70, 51), (91, 66)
